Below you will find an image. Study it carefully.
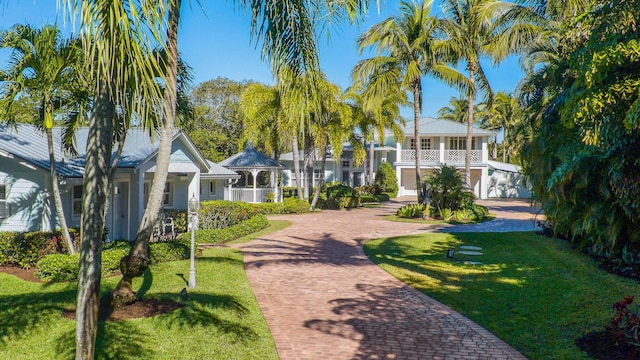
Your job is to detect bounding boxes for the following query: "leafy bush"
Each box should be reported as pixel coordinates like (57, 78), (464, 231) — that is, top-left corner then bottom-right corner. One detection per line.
(606, 296), (640, 352)
(198, 200), (259, 229)
(374, 161), (398, 197)
(455, 208), (473, 221)
(35, 239), (191, 282)
(282, 186), (299, 198)
(396, 203), (426, 219)
(192, 214), (269, 244)
(161, 209), (188, 233)
(317, 182), (359, 209)
(0, 230), (79, 269)
(355, 185), (383, 196)
(282, 197), (311, 213)
(35, 246), (129, 282)
(440, 208), (454, 221)
(423, 165), (470, 213)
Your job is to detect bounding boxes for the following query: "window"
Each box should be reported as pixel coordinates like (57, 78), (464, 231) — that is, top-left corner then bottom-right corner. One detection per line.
(162, 181), (173, 207)
(342, 160), (350, 168)
(72, 185), (82, 218)
(410, 138), (431, 150)
(0, 184), (7, 219)
(449, 137), (476, 150)
(209, 180), (216, 195)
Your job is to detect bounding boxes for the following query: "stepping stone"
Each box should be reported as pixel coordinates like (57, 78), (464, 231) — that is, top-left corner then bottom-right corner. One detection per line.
(463, 261), (483, 265)
(458, 251), (483, 256)
(460, 246), (482, 251)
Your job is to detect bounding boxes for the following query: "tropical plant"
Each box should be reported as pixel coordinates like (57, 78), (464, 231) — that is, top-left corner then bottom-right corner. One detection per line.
(439, 0), (535, 185)
(479, 91), (524, 163)
(353, 0), (466, 202)
(0, 24), (87, 255)
(437, 95), (483, 123)
(423, 165), (474, 216)
(396, 203), (426, 219)
(374, 161), (398, 196)
(520, 0), (640, 255)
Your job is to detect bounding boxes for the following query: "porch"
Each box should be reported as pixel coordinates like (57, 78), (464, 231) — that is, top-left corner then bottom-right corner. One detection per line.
(225, 187), (280, 203)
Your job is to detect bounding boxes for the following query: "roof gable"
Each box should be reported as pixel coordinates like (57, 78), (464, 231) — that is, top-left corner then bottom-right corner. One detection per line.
(401, 117), (496, 137)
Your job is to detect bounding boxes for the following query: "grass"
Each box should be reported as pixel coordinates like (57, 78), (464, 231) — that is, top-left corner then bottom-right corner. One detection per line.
(227, 219), (291, 245)
(0, 221), (292, 360)
(364, 232), (640, 360)
(382, 213), (496, 224)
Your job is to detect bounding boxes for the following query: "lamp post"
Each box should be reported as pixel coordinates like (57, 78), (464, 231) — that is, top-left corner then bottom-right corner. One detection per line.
(188, 193), (199, 288)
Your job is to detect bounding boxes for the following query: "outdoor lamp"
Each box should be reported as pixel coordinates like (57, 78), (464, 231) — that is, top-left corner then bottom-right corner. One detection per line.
(447, 249), (455, 258)
(188, 193), (199, 288)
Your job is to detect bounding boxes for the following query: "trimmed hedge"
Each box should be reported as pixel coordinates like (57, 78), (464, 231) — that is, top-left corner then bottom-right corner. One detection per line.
(35, 239), (192, 282)
(192, 214), (269, 244)
(199, 200), (259, 229)
(317, 182), (360, 209)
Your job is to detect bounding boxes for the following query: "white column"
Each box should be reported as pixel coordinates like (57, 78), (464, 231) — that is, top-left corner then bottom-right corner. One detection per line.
(439, 137), (445, 164)
(396, 141), (401, 162)
(482, 136), (489, 163)
(481, 166), (489, 199)
(251, 169), (259, 203)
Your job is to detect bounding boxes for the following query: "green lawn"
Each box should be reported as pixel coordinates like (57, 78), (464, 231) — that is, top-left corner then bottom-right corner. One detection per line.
(0, 229), (287, 359)
(383, 213), (496, 224)
(364, 232), (640, 360)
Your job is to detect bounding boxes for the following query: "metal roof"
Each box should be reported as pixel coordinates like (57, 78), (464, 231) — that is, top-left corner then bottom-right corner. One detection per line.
(220, 145), (283, 170)
(0, 124), (212, 178)
(487, 160), (522, 173)
(201, 160), (241, 179)
(401, 117), (496, 137)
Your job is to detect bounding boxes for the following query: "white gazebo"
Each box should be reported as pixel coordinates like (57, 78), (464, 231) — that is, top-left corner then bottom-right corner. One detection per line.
(219, 145), (284, 203)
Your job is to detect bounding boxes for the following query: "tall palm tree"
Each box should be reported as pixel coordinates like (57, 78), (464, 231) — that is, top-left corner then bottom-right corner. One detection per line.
(353, 0), (466, 202)
(437, 95), (482, 123)
(480, 91), (523, 163)
(0, 24), (87, 255)
(439, 0), (536, 186)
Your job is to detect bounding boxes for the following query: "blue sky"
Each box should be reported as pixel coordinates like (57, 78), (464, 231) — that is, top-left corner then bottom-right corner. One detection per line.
(0, 0), (524, 118)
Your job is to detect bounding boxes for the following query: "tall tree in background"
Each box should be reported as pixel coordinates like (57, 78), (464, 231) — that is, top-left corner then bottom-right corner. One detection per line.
(354, 0), (465, 202)
(439, 0), (535, 186)
(187, 77), (249, 161)
(480, 91), (523, 163)
(0, 24), (87, 255)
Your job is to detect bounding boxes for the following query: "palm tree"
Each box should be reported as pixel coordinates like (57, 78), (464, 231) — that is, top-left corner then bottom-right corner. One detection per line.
(439, 0), (536, 186)
(0, 24), (86, 255)
(480, 91), (523, 163)
(353, 0), (466, 202)
(241, 81), (305, 199)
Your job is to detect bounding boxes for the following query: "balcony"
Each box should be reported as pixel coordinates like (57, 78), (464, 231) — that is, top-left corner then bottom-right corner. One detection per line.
(400, 149), (482, 164)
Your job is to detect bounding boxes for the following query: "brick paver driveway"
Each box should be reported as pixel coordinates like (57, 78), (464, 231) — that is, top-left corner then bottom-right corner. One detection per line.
(234, 198), (539, 359)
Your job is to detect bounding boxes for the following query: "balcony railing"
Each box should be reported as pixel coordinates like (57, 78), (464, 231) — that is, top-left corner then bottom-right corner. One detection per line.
(445, 150), (481, 163)
(400, 149), (482, 163)
(400, 150), (439, 163)
(225, 187), (277, 203)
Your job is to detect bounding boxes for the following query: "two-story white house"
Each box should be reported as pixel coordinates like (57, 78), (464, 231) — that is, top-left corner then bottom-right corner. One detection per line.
(279, 117), (530, 199)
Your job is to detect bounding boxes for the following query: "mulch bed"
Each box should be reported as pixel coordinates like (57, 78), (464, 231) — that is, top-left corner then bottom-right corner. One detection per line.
(63, 299), (184, 322)
(0, 265), (40, 282)
(576, 331), (640, 360)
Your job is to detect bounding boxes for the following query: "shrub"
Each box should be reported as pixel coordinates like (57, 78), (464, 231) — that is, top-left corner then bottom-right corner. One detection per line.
(162, 209), (188, 233)
(423, 165), (470, 212)
(606, 296), (640, 352)
(355, 185), (383, 196)
(36, 246), (129, 282)
(455, 208), (473, 221)
(440, 208), (454, 221)
(396, 203), (426, 219)
(282, 197), (311, 214)
(192, 214), (269, 244)
(149, 238), (191, 264)
(198, 200), (259, 229)
(318, 182), (359, 209)
(0, 230), (79, 269)
(282, 186), (299, 198)
(374, 161), (398, 197)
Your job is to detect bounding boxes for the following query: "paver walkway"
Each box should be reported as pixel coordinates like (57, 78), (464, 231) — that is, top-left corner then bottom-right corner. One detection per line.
(234, 198), (540, 359)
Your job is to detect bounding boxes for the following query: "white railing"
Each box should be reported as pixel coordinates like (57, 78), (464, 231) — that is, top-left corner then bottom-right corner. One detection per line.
(444, 150), (481, 163)
(227, 187), (276, 203)
(400, 150), (439, 163)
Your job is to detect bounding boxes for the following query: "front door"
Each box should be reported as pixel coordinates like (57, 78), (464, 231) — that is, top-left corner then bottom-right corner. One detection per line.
(111, 182), (129, 240)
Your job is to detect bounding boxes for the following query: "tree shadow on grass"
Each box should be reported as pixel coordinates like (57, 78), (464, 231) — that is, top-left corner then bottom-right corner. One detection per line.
(0, 288), (76, 347)
(55, 321), (155, 360)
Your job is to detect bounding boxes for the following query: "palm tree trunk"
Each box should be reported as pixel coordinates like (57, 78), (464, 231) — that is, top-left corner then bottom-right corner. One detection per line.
(46, 126), (75, 254)
(310, 143), (327, 211)
(465, 68), (475, 188)
(368, 138), (375, 186)
(412, 84), (422, 203)
(292, 136), (303, 199)
(303, 134), (314, 200)
(109, 0), (182, 309)
(76, 82), (115, 360)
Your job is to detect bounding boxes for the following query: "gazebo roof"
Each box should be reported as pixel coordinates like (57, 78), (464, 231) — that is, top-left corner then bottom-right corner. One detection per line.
(220, 145), (283, 170)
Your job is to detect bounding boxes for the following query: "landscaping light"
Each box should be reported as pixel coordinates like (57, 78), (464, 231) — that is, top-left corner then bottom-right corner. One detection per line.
(188, 193), (199, 288)
(447, 249), (454, 258)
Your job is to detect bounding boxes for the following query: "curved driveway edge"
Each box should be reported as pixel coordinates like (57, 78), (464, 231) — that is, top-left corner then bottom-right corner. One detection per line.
(234, 199), (538, 359)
